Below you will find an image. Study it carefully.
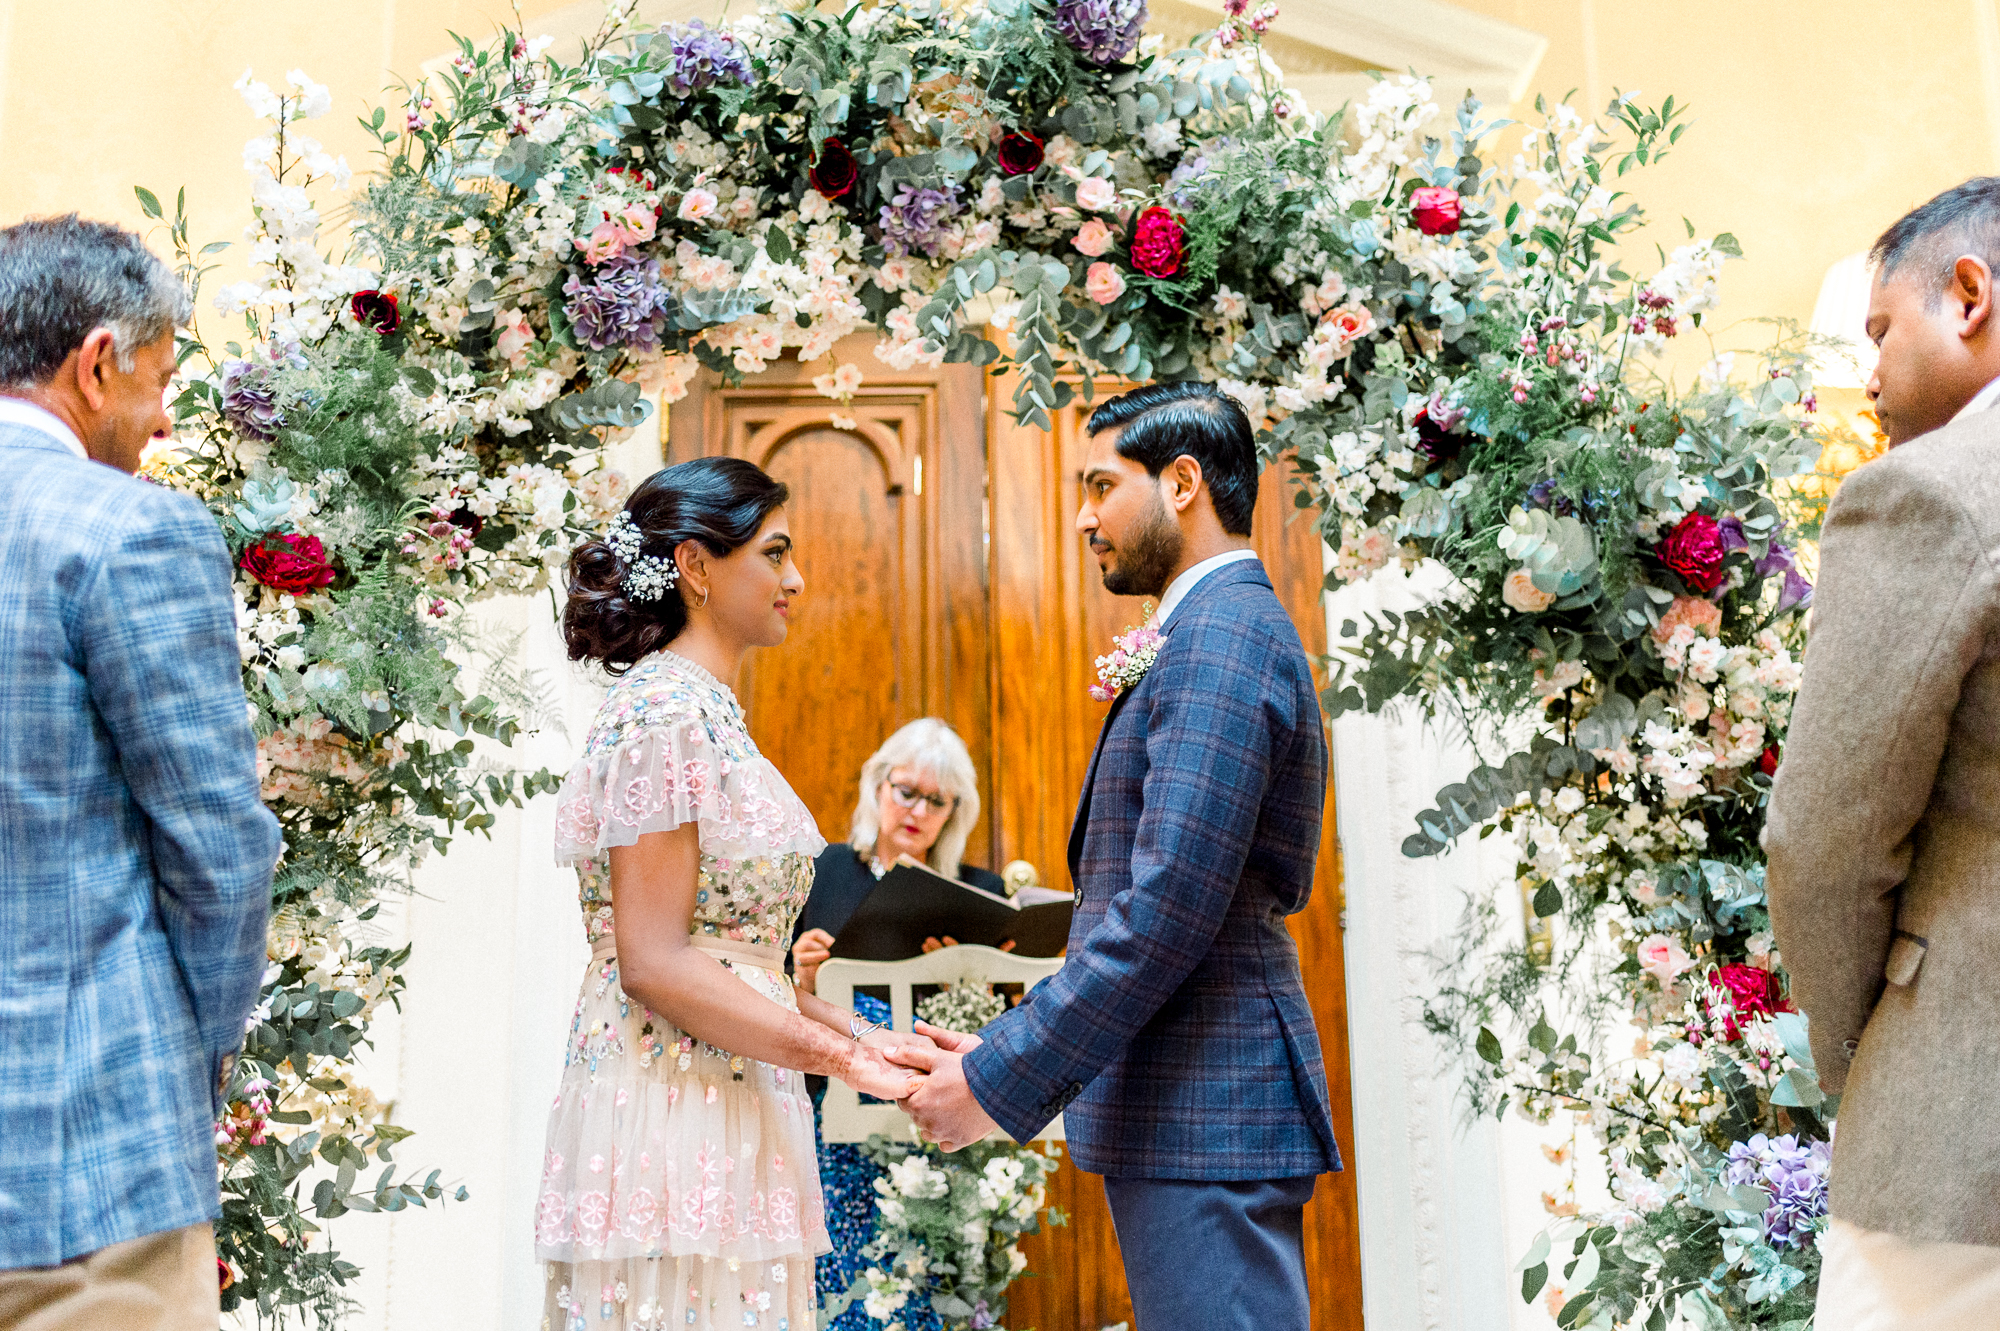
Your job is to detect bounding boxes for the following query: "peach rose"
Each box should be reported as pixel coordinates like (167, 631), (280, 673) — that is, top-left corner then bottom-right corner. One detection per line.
(1085, 261), (1127, 305)
(677, 188), (718, 223)
(618, 201), (658, 243)
(1072, 219), (1114, 257)
(1502, 569), (1556, 613)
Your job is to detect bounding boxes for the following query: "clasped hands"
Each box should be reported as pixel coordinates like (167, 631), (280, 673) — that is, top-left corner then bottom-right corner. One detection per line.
(847, 1020), (999, 1154)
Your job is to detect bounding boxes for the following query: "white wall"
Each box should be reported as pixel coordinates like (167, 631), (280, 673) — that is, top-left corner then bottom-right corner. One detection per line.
(1329, 567), (1575, 1331)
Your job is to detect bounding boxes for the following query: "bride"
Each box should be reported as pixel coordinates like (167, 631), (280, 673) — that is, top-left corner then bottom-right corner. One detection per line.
(536, 457), (922, 1331)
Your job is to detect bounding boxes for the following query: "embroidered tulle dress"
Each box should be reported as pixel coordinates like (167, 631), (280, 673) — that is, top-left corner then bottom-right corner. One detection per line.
(538, 650), (829, 1331)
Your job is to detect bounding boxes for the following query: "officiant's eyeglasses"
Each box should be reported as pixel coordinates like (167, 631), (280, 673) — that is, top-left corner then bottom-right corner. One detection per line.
(887, 782), (954, 814)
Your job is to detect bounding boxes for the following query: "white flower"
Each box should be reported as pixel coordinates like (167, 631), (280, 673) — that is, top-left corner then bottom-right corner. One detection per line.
(286, 69), (333, 120)
(1141, 118), (1184, 157)
(235, 68), (281, 120)
(1211, 285), (1249, 322)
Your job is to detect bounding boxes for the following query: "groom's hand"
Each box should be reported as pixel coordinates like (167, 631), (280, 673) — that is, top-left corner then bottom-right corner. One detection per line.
(887, 1022), (997, 1151)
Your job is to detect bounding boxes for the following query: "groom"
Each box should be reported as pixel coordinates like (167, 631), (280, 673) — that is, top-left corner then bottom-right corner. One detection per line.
(893, 381), (1340, 1328)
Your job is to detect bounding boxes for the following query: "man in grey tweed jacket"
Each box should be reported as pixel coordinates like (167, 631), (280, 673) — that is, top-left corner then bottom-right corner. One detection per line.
(0, 217), (277, 1328)
(894, 382), (1339, 1329)
(1767, 177), (2000, 1327)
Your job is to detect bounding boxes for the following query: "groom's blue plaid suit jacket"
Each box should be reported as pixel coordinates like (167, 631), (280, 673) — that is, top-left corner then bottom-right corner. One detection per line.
(964, 559), (1340, 1178)
(0, 423), (278, 1268)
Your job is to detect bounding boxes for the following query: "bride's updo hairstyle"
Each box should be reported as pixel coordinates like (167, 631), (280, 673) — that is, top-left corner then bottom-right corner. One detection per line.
(563, 456), (789, 674)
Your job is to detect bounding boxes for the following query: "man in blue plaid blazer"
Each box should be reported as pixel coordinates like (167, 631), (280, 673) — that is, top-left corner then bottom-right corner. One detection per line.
(895, 382), (1340, 1328)
(0, 217), (278, 1326)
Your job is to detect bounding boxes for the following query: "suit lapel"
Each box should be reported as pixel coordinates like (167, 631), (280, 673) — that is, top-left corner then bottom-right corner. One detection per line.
(1068, 681), (1138, 885)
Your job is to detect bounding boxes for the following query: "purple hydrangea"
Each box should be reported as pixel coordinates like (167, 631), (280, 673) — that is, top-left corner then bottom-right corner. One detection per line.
(878, 183), (962, 259)
(1055, 0), (1147, 65)
(220, 359), (283, 442)
(660, 20), (752, 97)
(1723, 1133), (1831, 1249)
(562, 254), (673, 352)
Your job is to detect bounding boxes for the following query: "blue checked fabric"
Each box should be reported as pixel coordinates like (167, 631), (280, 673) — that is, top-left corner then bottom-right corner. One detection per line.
(0, 426), (279, 1267)
(963, 560), (1341, 1179)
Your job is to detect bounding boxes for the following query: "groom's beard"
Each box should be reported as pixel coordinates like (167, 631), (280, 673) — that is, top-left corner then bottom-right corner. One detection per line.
(1098, 494), (1183, 597)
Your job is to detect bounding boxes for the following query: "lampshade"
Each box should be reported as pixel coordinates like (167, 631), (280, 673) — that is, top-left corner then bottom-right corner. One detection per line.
(1808, 252), (1875, 390)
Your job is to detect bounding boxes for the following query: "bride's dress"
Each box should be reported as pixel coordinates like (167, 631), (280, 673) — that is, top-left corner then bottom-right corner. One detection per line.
(537, 649), (829, 1331)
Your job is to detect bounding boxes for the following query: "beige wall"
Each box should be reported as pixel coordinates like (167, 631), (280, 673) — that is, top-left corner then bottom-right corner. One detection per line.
(1457, 0), (1992, 377)
(0, 0), (572, 291)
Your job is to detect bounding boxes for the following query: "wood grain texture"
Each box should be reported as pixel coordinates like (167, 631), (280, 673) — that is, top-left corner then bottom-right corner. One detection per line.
(671, 353), (1361, 1328)
(991, 381), (1363, 1331)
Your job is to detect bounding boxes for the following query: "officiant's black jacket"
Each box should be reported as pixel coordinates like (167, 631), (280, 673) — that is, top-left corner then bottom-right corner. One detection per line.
(790, 844), (1006, 957)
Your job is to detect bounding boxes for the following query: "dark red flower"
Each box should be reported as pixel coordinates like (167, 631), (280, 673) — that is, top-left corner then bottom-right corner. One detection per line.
(809, 138), (858, 199)
(448, 505), (485, 538)
(218, 1258), (235, 1292)
(1411, 186), (1462, 236)
(1759, 745), (1780, 777)
(1656, 512), (1728, 593)
(350, 290), (400, 335)
(1414, 405), (1464, 464)
(241, 533), (336, 595)
(1129, 205), (1185, 278)
(1717, 963), (1784, 1020)
(997, 131), (1045, 176)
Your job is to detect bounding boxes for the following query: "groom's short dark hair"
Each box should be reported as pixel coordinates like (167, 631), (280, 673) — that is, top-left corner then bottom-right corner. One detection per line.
(1872, 177), (2000, 308)
(1087, 381), (1258, 536)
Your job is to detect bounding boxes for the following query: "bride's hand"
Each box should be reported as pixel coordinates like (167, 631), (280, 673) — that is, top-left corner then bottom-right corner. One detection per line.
(860, 1025), (936, 1056)
(842, 1044), (922, 1101)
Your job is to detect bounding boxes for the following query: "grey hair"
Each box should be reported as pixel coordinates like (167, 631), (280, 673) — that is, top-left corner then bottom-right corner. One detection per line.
(1871, 177), (2000, 310)
(848, 717), (982, 879)
(0, 215), (190, 387)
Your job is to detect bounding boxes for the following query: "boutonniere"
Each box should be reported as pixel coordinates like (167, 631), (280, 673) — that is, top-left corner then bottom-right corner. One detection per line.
(1090, 605), (1163, 702)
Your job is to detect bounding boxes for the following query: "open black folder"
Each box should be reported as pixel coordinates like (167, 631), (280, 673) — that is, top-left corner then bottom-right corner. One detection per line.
(826, 855), (1075, 960)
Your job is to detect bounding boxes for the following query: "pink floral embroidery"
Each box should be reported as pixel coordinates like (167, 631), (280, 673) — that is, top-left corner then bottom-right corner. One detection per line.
(573, 1189), (611, 1246)
(535, 1191), (571, 1246)
(681, 759), (711, 804)
(618, 1187), (661, 1243)
(766, 1188), (799, 1238)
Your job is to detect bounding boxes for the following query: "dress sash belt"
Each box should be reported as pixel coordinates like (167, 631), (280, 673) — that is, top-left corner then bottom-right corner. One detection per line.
(589, 932), (788, 973)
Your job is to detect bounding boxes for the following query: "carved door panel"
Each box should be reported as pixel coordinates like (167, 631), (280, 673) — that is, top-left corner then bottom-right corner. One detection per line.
(666, 339), (992, 857)
(989, 382), (1364, 1331)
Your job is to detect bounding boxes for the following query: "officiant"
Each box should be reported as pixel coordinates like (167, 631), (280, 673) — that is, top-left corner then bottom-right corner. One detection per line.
(789, 717), (1009, 993)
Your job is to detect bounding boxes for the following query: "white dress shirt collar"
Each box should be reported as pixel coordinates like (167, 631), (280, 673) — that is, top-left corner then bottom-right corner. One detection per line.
(1954, 374), (2000, 423)
(0, 396), (86, 459)
(1152, 548), (1259, 630)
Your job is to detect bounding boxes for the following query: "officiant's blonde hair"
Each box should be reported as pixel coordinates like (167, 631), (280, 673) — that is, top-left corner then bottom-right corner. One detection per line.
(848, 718), (981, 879)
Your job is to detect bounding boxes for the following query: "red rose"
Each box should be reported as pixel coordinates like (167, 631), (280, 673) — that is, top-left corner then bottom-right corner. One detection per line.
(1411, 186), (1462, 236)
(1758, 745), (1779, 777)
(1129, 205), (1185, 278)
(241, 533), (336, 595)
(996, 131), (1044, 176)
(1717, 963), (1783, 1020)
(218, 1258), (235, 1292)
(1656, 512), (1727, 593)
(350, 290), (400, 335)
(809, 138), (858, 199)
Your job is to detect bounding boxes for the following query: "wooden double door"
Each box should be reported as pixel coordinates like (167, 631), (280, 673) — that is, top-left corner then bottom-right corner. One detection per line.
(668, 337), (1363, 1330)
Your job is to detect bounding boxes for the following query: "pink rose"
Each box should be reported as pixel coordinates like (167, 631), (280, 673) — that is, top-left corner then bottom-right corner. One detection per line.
(1072, 218), (1114, 257)
(1636, 934), (1695, 984)
(1075, 177), (1118, 212)
(1085, 261), (1127, 305)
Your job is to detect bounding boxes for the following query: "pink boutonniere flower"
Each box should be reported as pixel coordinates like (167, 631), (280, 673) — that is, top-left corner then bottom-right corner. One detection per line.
(1090, 610), (1163, 701)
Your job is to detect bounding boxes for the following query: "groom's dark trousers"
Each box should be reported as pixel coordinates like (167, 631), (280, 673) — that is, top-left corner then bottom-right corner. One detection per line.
(963, 559), (1339, 1329)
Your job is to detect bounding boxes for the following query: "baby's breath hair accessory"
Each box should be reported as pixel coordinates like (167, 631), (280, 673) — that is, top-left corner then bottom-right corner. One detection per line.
(606, 510), (679, 603)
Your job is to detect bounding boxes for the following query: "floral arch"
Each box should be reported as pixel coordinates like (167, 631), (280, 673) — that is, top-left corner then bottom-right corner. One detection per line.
(165, 2), (1851, 1326)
